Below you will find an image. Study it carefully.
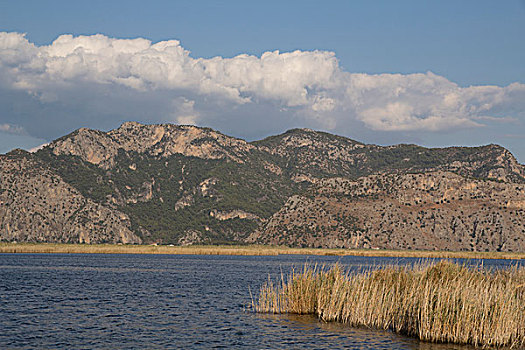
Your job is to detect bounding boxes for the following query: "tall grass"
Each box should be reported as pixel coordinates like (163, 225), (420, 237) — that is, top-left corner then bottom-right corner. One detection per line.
(254, 261), (525, 348)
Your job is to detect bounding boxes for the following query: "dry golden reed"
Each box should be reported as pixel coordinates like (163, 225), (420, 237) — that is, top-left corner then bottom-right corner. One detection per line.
(1, 243), (524, 260)
(254, 261), (525, 348)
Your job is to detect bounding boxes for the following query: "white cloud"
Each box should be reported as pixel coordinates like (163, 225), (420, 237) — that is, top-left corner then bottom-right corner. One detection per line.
(0, 31), (524, 140)
(28, 142), (49, 153)
(0, 123), (24, 134)
(171, 97), (199, 125)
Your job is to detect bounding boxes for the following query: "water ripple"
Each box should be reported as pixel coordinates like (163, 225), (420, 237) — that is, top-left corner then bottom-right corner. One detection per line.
(1, 253), (519, 349)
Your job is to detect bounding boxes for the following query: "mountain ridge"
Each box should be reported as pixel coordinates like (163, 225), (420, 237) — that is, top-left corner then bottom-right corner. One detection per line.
(1, 122), (524, 250)
(46, 122), (525, 182)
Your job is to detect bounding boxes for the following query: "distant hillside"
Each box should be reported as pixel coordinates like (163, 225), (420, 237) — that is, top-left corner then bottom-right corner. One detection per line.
(0, 150), (141, 244)
(1, 122), (524, 250)
(248, 171), (525, 251)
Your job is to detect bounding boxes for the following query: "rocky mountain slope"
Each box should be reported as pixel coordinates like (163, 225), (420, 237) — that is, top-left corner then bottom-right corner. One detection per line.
(0, 150), (141, 244)
(256, 128), (525, 183)
(50, 122), (256, 168)
(1, 122), (524, 250)
(248, 172), (525, 251)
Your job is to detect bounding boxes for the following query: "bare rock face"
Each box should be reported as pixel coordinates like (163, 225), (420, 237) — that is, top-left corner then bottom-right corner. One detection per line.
(50, 128), (118, 167)
(0, 151), (142, 244)
(209, 209), (260, 221)
(254, 128), (366, 180)
(49, 122), (256, 169)
(250, 171), (525, 251)
(177, 230), (204, 246)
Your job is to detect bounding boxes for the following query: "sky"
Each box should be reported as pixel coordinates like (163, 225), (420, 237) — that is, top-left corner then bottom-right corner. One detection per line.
(0, 0), (524, 161)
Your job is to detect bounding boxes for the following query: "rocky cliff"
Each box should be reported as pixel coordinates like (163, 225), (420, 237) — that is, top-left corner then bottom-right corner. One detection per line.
(1, 122), (524, 250)
(50, 122), (255, 169)
(0, 150), (141, 244)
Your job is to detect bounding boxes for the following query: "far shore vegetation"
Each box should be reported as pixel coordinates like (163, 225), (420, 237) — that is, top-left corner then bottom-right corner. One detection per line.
(253, 261), (525, 348)
(0, 242), (524, 260)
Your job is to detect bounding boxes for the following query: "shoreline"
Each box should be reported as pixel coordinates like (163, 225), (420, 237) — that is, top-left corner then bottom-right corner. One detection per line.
(0, 243), (523, 260)
(254, 261), (525, 348)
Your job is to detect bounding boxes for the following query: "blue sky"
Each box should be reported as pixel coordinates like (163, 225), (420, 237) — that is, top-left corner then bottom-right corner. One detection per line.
(1, 0), (525, 161)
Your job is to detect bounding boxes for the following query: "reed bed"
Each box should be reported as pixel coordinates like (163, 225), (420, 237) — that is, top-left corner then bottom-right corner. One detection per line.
(254, 261), (525, 348)
(1, 243), (524, 259)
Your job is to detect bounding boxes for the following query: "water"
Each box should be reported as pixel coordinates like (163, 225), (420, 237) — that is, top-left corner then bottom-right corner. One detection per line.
(0, 254), (522, 349)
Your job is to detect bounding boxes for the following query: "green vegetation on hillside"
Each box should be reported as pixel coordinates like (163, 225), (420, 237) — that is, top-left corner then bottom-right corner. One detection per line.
(22, 124), (524, 246)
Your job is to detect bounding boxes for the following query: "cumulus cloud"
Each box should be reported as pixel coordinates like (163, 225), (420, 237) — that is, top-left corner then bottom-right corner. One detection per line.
(0, 123), (25, 134)
(171, 97), (199, 125)
(0, 31), (524, 147)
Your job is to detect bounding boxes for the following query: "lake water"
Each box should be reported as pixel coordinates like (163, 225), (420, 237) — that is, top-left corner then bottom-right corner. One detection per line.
(0, 253), (522, 349)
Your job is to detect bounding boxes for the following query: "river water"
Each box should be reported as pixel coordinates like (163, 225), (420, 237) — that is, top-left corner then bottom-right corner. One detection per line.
(0, 253), (522, 349)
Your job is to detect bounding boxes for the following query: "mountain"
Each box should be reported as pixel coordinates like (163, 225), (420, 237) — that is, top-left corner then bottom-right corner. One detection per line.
(0, 150), (141, 244)
(1, 122), (524, 251)
(248, 171), (525, 251)
(255, 128), (525, 183)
